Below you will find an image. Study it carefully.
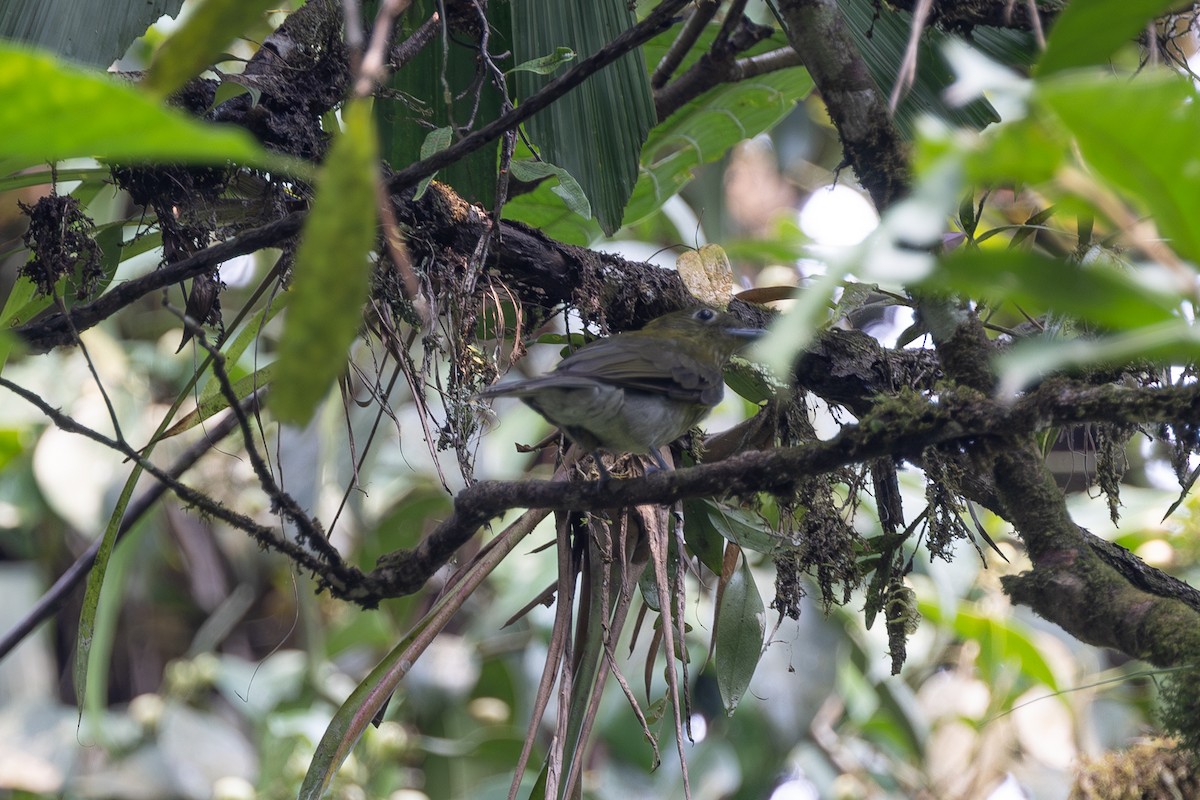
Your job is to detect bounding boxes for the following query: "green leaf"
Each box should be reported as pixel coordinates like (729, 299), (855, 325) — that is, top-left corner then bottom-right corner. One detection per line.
(925, 248), (1179, 330)
(508, 46), (576, 75)
(923, 602), (1060, 693)
(413, 126), (453, 200)
(504, 67), (812, 243)
(75, 470), (142, 718)
(0, 43), (303, 175)
(512, 0), (655, 234)
(691, 499), (781, 556)
(508, 159), (591, 219)
(269, 99), (378, 426)
(1038, 0), (1180, 76)
(0, 0), (185, 68)
(1038, 71), (1200, 264)
(996, 321), (1200, 396)
(715, 554), (765, 715)
(162, 364), (273, 438)
(0, 276), (41, 330)
(144, 0), (277, 98)
(628, 68), (813, 226)
(210, 78), (261, 110)
(681, 499), (726, 574)
(0, 166), (109, 193)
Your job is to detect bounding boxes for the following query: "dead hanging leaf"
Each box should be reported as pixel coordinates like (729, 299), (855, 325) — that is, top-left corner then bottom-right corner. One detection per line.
(676, 243), (734, 307)
(734, 285), (798, 304)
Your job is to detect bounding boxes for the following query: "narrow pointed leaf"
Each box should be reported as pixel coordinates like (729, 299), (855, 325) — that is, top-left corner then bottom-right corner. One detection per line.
(1038, 0), (1180, 76)
(715, 554), (765, 715)
(0, 44), (302, 174)
(144, 0), (277, 98)
(269, 99), (378, 425)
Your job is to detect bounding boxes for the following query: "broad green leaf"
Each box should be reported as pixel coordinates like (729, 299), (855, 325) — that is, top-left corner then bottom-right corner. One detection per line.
(715, 554), (765, 715)
(504, 68), (813, 243)
(0, 276), (40, 330)
(996, 321), (1200, 396)
(0, 0), (185, 68)
(508, 46), (576, 75)
(927, 602), (1061, 693)
(144, 0), (277, 98)
(681, 499), (726, 575)
(0, 43), (302, 175)
(507, 159), (590, 219)
(634, 68), (813, 225)
(925, 249), (1179, 330)
(1038, 0), (1180, 76)
(1038, 71), (1200, 264)
(691, 498), (781, 556)
(958, 115), (1068, 187)
(413, 126), (453, 200)
(269, 99), (378, 426)
(512, 0), (655, 234)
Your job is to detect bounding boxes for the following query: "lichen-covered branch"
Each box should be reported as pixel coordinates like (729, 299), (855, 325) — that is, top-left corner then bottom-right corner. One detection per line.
(361, 380), (1200, 601)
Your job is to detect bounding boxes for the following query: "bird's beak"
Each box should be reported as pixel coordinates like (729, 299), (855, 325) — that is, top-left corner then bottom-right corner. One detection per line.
(726, 326), (766, 340)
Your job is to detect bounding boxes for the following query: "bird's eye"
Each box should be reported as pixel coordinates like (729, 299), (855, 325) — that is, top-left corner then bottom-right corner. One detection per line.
(693, 308), (717, 322)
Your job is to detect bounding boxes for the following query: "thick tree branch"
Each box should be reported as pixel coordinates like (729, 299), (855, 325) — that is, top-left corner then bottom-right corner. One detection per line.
(14, 0), (689, 353)
(768, 0), (1200, 670)
(775, 0), (909, 210)
(654, 14), (783, 121)
(14, 213), (305, 353)
(365, 380), (1200, 599)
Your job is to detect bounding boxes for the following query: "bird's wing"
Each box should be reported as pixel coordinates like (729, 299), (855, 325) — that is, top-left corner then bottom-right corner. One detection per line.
(477, 374), (602, 399)
(555, 337), (724, 406)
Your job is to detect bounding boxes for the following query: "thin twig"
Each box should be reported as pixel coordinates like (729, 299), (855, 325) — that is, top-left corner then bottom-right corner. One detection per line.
(651, 0), (720, 89)
(0, 375), (341, 581)
(355, 0), (416, 96)
(181, 313), (346, 568)
(390, 13), (440, 71)
(733, 46), (803, 79)
(889, 0), (932, 114)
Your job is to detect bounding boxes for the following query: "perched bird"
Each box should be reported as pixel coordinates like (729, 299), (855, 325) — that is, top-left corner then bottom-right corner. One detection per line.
(480, 306), (763, 476)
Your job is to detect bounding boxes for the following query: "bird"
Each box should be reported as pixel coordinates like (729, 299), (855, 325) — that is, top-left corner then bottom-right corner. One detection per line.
(479, 306), (764, 477)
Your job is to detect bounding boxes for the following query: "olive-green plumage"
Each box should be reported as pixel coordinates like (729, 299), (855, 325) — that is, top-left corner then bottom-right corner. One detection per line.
(481, 307), (762, 468)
